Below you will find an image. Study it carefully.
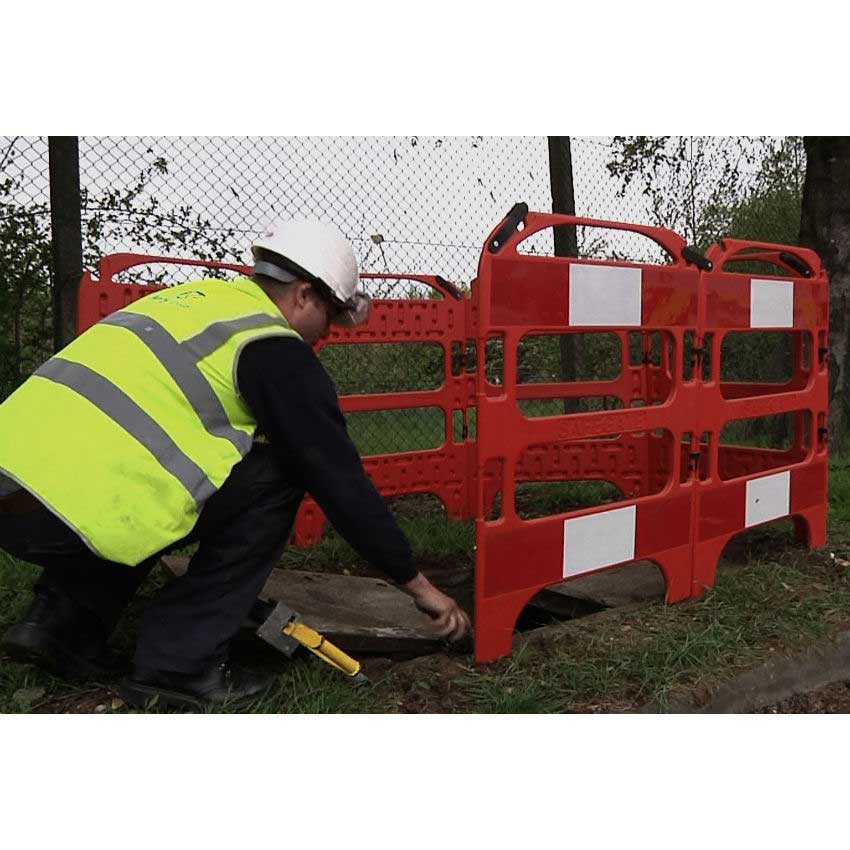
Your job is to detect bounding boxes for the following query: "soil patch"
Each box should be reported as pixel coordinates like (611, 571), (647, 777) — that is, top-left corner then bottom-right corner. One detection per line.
(757, 680), (850, 713)
(33, 687), (124, 714)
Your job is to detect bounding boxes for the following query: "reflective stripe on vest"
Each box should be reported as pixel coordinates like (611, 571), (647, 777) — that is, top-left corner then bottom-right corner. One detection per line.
(100, 311), (262, 456)
(34, 357), (219, 505)
(182, 313), (290, 361)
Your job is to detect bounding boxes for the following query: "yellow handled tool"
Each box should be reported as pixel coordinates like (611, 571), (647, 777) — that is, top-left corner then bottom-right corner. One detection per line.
(256, 601), (368, 685)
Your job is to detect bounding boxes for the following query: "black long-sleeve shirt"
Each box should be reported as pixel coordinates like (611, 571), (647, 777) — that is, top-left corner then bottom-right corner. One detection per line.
(236, 336), (416, 584)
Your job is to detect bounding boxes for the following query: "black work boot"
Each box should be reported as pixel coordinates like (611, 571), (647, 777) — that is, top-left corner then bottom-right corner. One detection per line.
(1, 587), (129, 681)
(119, 661), (274, 710)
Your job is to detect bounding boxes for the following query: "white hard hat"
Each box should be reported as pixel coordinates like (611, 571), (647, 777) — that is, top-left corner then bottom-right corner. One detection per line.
(251, 219), (370, 326)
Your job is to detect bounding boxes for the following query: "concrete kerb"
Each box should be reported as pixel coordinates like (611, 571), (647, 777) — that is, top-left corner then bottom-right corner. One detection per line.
(640, 629), (850, 714)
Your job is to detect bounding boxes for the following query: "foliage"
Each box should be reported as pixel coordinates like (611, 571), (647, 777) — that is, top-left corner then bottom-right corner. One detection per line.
(606, 136), (805, 251)
(828, 457), (850, 525)
(80, 150), (243, 278)
(605, 137), (807, 446)
(0, 176), (53, 398)
(726, 137), (805, 245)
(0, 145), (244, 401)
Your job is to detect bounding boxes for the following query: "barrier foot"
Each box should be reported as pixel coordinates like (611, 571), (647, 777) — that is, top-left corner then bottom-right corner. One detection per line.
(691, 537), (728, 597)
(474, 590), (533, 663)
(293, 501), (326, 547)
(793, 508), (827, 549)
(654, 547), (693, 603)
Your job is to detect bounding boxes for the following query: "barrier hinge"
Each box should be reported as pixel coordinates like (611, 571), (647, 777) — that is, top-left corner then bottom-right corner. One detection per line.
(688, 435), (704, 478)
(687, 444), (702, 478)
(690, 342), (705, 379)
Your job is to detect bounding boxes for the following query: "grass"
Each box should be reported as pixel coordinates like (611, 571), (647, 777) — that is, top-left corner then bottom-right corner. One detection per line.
(374, 533), (850, 713)
(828, 456), (850, 525)
(514, 480), (623, 519)
(347, 408), (447, 455)
(278, 494), (475, 577)
(2, 460), (849, 714)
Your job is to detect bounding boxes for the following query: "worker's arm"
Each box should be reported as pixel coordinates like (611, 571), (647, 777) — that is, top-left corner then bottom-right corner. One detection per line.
(238, 336), (413, 581)
(236, 337), (470, 640)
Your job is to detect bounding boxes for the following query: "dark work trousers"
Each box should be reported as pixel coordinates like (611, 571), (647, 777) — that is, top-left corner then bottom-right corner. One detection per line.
(0, 444), (304, 674)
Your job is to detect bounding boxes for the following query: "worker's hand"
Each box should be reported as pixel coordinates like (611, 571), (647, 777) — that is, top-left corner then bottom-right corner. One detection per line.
(401, 573), (472, 643)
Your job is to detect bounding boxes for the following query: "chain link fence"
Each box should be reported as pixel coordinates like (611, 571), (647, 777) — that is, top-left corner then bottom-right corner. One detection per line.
(1, 136), (805, 454)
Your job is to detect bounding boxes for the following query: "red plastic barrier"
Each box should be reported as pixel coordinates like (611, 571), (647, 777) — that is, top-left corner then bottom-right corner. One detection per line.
(293, 272), (473, 544)
(689, 239), (829, 596)
(469, 211), (829, 662)
(77, 254), (252, 331)
(471, 211), (702, 662)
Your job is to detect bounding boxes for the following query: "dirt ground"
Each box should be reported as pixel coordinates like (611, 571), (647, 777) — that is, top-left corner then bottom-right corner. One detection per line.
(29, 675), (850, 714)
(756, 680), (850, 714)
(33, 687), (122, 714)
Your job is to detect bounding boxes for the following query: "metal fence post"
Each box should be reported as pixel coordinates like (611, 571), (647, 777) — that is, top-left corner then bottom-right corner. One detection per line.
(48, 136), (82, 351)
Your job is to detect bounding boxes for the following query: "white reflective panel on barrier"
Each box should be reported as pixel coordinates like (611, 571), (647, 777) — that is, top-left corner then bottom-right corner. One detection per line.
(745, 470), (791, 527)
(568, 264), (642, 327)
(750, 279), (793, 328)
(563, 504), (636, 578)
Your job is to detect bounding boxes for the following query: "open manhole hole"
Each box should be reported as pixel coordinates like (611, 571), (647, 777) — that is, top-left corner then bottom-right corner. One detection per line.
(514, 590), (606, 631)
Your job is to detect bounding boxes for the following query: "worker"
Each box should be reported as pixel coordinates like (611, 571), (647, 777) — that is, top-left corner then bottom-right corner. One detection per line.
(0, 219), (471, 709)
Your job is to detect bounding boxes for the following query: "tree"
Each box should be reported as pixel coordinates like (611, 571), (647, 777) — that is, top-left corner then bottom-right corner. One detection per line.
(50, 137), (83, 352)
(547, 136), (581, 411)
(606, 137), (809, 447)
(726, 137), (805, 245)
(605, 136), (796, 251)
(799, 136), (850, 450)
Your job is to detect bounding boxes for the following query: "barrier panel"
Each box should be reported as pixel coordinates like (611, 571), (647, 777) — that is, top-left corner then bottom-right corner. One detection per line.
(689, 239), (829, 596)
(471, 208), (703, 661)
(294, 272), (473, 544)
(77, 254), (253, 330)
(78, 214), (829, 665)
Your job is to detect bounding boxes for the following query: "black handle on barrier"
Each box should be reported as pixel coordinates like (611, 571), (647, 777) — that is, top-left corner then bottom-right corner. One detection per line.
(779, 252), (813, 278)
(435, 275), (463, 300)
(488, 203), (529, 253)
(681, 246), (713, 272)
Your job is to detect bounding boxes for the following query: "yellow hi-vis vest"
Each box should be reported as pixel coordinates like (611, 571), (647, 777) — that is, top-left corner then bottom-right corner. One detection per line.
(0, 277), (300, 565)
